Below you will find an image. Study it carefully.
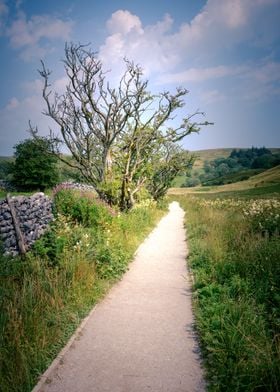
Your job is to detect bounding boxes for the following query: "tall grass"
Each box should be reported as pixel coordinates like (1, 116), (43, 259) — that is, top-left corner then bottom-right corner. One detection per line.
(0, 190), (165, 392)
(172, 194), (280, 391)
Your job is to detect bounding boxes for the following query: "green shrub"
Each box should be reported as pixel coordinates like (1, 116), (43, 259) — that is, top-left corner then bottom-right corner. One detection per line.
(53, 189), (114, 229)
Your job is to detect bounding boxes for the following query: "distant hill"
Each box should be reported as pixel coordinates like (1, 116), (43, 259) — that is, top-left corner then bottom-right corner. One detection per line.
(213, 164), (280, 192)
(169, 164), (280, 198)
(171, 147), (280, 188)
(190, 148), (280, 169)
(0, 156), (14, 161)
(191, 148), (235, 169)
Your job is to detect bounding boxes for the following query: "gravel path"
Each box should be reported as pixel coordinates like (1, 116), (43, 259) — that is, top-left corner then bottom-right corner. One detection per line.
(33, 201), (205, 392)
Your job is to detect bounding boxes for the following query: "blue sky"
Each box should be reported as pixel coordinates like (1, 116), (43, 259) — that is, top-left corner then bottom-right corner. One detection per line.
(0, 0), (279, 155)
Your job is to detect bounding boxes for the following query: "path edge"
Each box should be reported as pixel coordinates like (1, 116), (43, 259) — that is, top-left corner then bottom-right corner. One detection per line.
(31, 303), (100, 392)
(31, 206), (170, 392)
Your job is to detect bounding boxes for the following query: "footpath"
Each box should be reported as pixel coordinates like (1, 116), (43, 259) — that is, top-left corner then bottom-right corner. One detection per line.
(33, 201), (205, 392)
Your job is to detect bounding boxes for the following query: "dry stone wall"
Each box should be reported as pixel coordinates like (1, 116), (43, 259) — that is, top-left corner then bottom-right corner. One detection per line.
(0, 193), (53, 256)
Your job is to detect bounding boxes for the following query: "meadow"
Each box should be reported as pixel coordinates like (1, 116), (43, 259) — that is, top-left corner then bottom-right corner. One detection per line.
(1, 161), (279, 391)
(170, 184), (280, 391)
(0, 189), (166, 392)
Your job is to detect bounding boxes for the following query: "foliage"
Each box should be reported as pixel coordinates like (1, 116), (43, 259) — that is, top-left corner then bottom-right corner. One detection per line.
(172, 194), (280, 391)
(149, 144), (194, 200)
(11, 137), (59, 191)
(0, 189), (166, 391)
(242, 198), (280, 235)
(181, 147), (280, 188)
(0, 157), (14, 181)
(53, 189), (115, 229)
(35, 42), (210, 209)
(200, 147), (280, 186)
(181, 176), (200, 187)
(57, 156), (85, 183)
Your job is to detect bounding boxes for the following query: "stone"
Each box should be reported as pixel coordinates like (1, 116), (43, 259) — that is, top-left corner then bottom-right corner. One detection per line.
(3, 212), (11, 220)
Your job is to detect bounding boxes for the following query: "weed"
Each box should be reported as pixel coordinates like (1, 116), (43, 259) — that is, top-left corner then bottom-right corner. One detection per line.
(172, 194), (280, 391)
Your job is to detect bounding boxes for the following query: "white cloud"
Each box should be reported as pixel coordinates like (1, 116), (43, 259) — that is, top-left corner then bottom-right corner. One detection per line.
(15, 0), (23, 10)
(22, 76), (68, 95)
(200, 89), (226, 104)
(171, 0), (280, 59)
(0, 92), (46, 154)
(0, 74), (70, 155)
(158, 60), (280, 103)
(157, 65), (247, 84)
(107, 10), (143, 35)
(5, 97), (19, 110)
(22, 79), (44, 94)
(99, 1), (279, 82)
(0, 0), (8, 33)
(239, 61), (280, 101)
(6, 12), (73, 61)
(0, 0), (7, 16)
(99, 11), (177, 78)
(251, 61), (280, 83)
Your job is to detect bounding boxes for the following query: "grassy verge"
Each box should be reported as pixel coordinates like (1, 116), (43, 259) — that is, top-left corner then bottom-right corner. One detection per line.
(0, 190), (34, 200)
(0, 190), (166, 392)
(171, 194), (280, 391)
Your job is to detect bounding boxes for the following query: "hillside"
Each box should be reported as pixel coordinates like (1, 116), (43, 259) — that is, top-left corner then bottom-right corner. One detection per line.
(191, 148), (235, 169)
(169, 164), (280, 198)
(172, 147), (280, 188)
(212, 164), (280, 192)
(191, 147), (280, 169)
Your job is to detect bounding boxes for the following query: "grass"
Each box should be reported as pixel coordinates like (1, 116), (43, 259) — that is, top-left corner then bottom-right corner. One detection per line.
(0, 190), (35, 199)
(172, 148), (280, 188)
(0, 190), (166, 392)
(191, 148), (236, 169)
(190, 148), (280, 170)
(169, 165), (280, 199)
(208, 165), (280, 192)
(0, 189), (54, 200)
(201, 168), (264, 186)
(170, 192), (280, 391)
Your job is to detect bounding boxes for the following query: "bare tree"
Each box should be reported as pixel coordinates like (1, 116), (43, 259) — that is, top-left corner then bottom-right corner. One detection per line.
(38, 42), (211, 208)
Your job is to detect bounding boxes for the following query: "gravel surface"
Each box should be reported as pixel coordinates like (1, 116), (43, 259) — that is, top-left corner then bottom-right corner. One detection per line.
(33, 201), (205, 392)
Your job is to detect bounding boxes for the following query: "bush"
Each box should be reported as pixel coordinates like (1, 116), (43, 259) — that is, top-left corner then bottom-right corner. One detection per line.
(12, 137), (59, 191)
(53, 189), (114, 229)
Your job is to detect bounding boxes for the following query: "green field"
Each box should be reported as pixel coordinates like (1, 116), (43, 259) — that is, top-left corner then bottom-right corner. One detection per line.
(1, 149), (280, 391)
(172, 147), (280, 188)
(191, 147), (280, 169)
(169, 164), (280, 391)
(170, 164), (280, 199)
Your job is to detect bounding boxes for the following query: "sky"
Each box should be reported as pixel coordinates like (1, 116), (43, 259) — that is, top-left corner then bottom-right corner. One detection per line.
(0, 0), (279, 156)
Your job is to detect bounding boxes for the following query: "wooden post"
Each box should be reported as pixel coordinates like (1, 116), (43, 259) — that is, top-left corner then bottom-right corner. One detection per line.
(6, 194), (26, 255)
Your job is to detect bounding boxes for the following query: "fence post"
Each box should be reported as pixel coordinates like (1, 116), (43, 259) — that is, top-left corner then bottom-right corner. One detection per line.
(6, 194), (26, 255)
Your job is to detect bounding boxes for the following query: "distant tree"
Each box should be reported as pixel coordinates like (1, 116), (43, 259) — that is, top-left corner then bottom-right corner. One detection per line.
(12, 137), (59, 191)
(230, 149), (238, 158)
(217, 162), (230, 176)
(226, 157), (238, 169)
(148, 143), (194, 200)
(252, 153), (280, 169)
(200, 147), (277, 186)
(0, 159), (14, 181)
(182, 177), (200, 188)
(239, 157), (251, 168)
